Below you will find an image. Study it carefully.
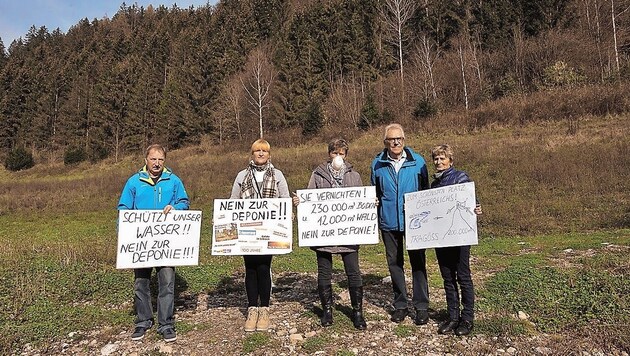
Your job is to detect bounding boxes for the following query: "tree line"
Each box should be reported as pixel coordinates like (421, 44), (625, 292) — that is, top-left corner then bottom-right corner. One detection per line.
(0, 0), (628, 165)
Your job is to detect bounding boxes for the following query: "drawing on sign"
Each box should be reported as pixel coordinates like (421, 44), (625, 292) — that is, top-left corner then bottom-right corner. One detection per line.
(408, 211), (430, 229)
(443, 199), (476, 239)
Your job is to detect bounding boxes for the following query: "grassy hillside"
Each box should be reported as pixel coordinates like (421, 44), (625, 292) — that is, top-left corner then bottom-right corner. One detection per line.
(0, 114), (628, 353)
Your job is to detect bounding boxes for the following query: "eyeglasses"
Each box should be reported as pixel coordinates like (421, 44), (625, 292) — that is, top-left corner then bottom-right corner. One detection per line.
(385, 137), (404, 144)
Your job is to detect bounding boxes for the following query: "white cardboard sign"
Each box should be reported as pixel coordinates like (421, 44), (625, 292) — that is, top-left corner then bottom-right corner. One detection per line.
(211, 198), (293, 255)
(404, 182), (478, 250)
(116, 209), (202, 269)
(297, 186), (379, 247)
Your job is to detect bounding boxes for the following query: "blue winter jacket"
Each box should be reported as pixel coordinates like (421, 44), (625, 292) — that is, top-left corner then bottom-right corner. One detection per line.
(430, 167), (471, 188)
(371, 147), (429, 231)
(117, 166), (190, 211)
(431, 166), (479, 206)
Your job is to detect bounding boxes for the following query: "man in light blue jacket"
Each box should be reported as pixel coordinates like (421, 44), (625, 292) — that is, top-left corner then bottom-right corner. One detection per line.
(370, 124), (430, 325)
(118, 144), (189, 342)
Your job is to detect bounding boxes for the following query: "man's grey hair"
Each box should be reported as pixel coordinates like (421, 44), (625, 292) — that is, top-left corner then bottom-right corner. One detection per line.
(383, 123), (405, 140)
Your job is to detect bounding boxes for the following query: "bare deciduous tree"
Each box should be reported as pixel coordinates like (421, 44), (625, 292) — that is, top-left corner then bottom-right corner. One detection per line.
(241, 47), (275, 138)
(611, 0), (630, 74)
(380, 0), (418, 106)
(413, 34), (440, 100)
(215, 77), (244, 145)
(456, 37), (469, 111)
(328, 71), (366, 128)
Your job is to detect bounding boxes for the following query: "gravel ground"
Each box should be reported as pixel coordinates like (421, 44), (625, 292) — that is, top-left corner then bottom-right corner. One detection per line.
(19, 271), (629, 356)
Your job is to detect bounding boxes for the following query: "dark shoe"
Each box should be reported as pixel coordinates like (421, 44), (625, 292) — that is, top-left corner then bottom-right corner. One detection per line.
(349, 286), (367, 330)
(321, 306), (333, 327)
(352, 308), (367, 330)
(391, 308), (408, 323)
(318, 285), (334, 327)
(438, 320), (459, 334)
(131, 326), (148, 341)
(414, 309), (429, 325)
(161, 328), (177, 342)
(454, 320), (473, 336)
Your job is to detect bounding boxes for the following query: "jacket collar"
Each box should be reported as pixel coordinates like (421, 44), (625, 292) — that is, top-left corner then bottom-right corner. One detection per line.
(434, 166), (454, 180)
(139, 166), (171, 185)
(377, 147), (416, 164)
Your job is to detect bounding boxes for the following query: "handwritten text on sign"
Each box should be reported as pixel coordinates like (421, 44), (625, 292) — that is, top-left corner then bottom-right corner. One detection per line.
(404, 182), (478, 250)
(212, 198), (292, 255)
(297, 186), (379, 247)
(116, 210), (202, 269)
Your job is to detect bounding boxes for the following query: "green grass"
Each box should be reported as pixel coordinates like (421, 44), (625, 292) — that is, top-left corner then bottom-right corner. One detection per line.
(242, 332), (271, 353)
(478, 249), (629, 348)
(393, 324), (415, 338)
(301, 334), (329, 353)
(474, 316), (532, 336)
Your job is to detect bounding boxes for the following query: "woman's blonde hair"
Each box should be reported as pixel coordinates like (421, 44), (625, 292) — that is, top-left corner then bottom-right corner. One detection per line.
(430, 144), (454, 162)
(251, 139), (271, 153)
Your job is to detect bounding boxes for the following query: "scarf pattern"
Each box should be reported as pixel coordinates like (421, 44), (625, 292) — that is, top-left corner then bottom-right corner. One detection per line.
(240, 161), (277, 199)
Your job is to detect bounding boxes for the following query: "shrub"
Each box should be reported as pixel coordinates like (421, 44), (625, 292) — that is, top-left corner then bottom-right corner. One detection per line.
(412, 98), (438, 120)
(357, 94), (380, 131)
(64, 146), (87, 165)
(494, 74), (520, 98)
(541, 61), (587, 88)
(302, 102), (323, 137)
(88, 142), (109, 161)
(5, 147), (34, 171)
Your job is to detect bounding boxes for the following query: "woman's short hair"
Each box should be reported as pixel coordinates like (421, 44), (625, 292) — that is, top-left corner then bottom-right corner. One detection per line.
(146, 144), (166, 158)
(383, 123), (405, 140)
(431, 144), (454, 161)
(328, 138), (349, 154)
(251, 139), (271, 153)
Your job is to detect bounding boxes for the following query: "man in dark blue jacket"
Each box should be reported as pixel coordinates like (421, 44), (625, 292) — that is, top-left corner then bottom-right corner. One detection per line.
(118, 144), (189, 342)
(370, 123), (430, 325)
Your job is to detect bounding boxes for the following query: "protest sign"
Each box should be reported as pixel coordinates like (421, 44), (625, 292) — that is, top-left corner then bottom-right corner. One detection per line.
(404, 182), (478, 250)
(116, 209), (202, 269)
(212, 198), (292, 255)
(297, 186), (379, 247)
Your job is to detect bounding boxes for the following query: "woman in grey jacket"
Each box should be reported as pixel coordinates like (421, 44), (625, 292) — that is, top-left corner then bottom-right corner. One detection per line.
(293, 138), (367, 330)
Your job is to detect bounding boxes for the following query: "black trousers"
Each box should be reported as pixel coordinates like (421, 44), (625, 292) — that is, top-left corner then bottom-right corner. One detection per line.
(315, 250), (362, 288)
(381, 230), (429, 310)
(435, 245), (474, 321)
(243, 254), (273, 307)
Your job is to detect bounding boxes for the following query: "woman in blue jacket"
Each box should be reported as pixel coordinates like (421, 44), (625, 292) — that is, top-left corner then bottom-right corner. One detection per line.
(430, 144), (482, 336)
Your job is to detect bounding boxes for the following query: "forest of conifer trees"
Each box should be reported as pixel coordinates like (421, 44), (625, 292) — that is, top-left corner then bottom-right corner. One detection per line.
(0, 0), (628, 165)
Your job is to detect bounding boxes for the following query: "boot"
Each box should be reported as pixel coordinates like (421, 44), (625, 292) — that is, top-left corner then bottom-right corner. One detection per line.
(256, 306), (270, 331)
(244, 306), (258, 332)
(349, 286), (367, 330)
(318, 284), (333, 327)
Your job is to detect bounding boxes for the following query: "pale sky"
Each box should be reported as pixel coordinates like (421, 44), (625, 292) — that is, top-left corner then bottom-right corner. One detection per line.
(0, 0), (218, 49)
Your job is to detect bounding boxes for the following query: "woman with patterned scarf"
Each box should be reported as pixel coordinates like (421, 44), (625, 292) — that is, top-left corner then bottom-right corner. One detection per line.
(230, 139), (290, 332)
(292, 138), (367, 330)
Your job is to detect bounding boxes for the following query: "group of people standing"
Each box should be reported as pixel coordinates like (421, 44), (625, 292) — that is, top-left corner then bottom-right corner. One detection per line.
(117, 123), (482, 343)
